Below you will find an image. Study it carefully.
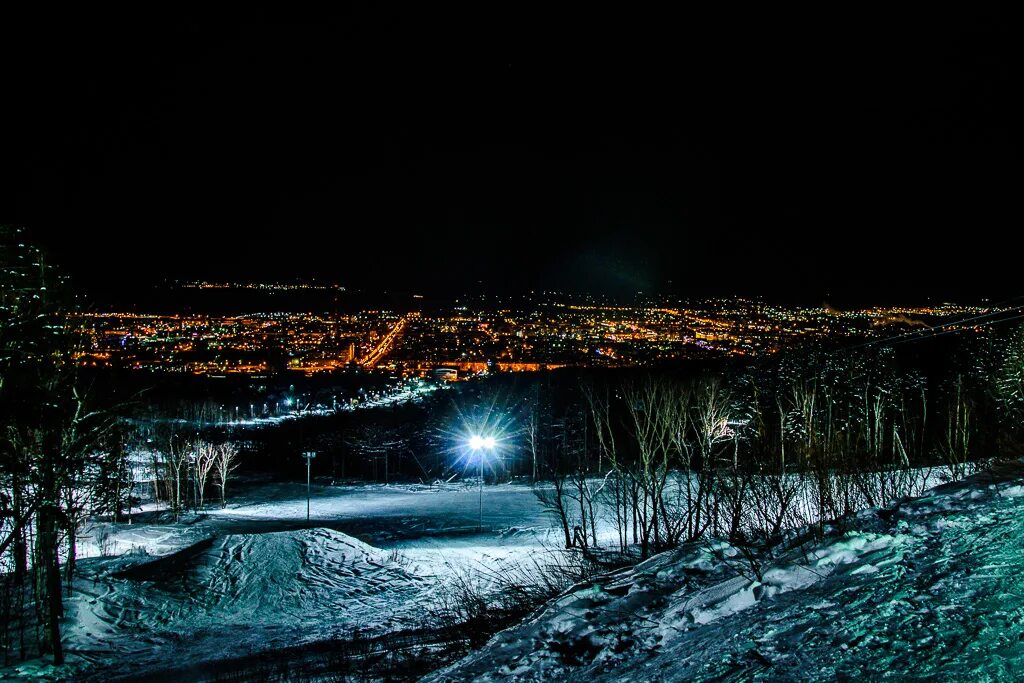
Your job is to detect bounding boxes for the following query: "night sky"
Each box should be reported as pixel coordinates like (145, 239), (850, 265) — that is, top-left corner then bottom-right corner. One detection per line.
(1, 7), (1014, 305)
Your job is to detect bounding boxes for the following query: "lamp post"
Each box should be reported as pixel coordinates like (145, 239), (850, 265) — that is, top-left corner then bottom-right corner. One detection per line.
(467, 435), (496, 532)
(302, 451), (316, 521)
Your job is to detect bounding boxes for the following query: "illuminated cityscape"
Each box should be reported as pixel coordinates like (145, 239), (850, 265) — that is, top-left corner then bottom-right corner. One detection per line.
(72, 295), (997, 378)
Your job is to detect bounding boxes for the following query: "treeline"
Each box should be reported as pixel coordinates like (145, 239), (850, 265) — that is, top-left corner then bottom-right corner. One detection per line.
(528, 334), (1024, 559)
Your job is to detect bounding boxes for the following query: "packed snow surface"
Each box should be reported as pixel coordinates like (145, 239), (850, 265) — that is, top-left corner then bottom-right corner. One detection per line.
(429, 463), (1024, 681)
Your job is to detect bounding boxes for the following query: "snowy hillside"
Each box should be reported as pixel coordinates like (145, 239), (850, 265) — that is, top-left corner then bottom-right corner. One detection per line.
(429, 462), (1024, 681)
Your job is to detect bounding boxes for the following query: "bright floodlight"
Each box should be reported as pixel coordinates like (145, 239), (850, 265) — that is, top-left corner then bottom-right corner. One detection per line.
(468, 434), (496, 450)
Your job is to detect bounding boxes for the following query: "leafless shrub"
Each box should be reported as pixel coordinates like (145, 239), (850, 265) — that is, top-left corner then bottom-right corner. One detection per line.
(429, 548), (599, 649)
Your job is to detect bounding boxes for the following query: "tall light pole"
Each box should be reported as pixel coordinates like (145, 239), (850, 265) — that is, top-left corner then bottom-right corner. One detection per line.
(467, 435), (496, 532)
(302, 451), (316, 521)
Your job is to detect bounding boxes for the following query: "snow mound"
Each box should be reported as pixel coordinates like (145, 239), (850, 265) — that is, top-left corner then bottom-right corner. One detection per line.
(64, 528), (433, 676)
(428, 462), (1024, 682)
(114, 528), (424, 625)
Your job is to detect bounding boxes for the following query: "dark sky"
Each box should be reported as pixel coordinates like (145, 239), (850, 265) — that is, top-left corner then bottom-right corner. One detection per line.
(1, 6), (1014, 304)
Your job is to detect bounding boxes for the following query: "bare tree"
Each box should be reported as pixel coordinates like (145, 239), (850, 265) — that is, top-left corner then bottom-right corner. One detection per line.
(525, 386), (541, 482)
(167, 436), (191, 518)
(533, 475), (573, 548)
(941, 375), (974, 480)
(527, 386), (577, 548)
(687, 376), (736, 539)
(565, 418), (604, 549)
(214, 442), (241, 508)
(623, 377), (677, 556)
(193, 441), (217, 510)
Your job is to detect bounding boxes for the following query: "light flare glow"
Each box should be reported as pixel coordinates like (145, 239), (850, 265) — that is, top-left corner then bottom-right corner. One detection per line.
(467, 434), (497, 450)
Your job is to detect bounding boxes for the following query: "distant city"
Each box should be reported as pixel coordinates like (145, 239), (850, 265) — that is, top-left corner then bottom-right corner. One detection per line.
(71, 290), (996, 379)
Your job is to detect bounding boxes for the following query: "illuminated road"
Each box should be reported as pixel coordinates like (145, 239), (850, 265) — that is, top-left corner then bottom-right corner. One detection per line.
(359, 317), (407, 368)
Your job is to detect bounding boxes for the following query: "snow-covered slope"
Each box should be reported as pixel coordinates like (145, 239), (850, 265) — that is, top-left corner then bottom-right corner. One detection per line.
(428, 463), (1024, 681)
